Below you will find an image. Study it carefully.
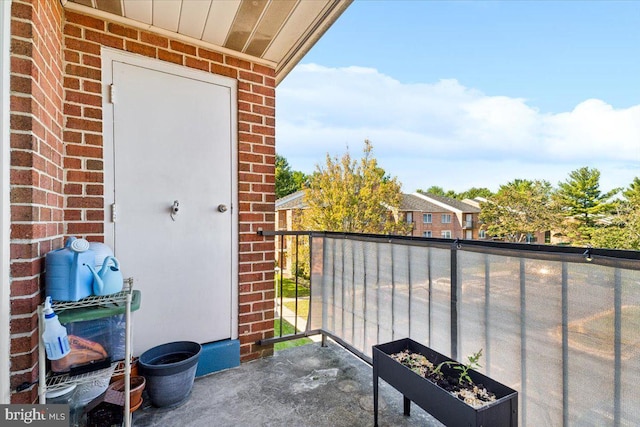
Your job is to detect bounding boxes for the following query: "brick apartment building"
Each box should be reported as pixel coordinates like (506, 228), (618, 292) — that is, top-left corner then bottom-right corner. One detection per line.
(400, 193), (483, 240)
(275, 190), (484, 241)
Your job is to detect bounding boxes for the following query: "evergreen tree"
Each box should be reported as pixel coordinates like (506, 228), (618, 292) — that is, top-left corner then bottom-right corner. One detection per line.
(591, 177), (640, 249)
(554, 167), (620, 244)
(275, 154), (308, 199)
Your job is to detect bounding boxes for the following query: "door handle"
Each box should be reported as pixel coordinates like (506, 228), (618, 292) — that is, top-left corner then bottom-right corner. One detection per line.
(217, 204), (228, 213)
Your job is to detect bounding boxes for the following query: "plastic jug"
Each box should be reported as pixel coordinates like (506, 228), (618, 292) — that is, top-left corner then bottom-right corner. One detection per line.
(42, 296), (71, 360)
(45, 237), (95, 301)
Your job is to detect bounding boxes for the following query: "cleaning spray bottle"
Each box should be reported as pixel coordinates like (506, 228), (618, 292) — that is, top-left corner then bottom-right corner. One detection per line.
(42, 296), (71, 360)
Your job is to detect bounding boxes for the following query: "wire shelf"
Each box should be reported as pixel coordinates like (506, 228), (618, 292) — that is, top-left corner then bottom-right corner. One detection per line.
(45, 363), (120, 392)
(51, 278), (134, 312)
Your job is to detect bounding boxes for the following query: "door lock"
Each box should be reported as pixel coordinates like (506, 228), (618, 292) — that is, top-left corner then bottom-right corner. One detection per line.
(170, 200), (179, 221)
(217, 204), (228, 213)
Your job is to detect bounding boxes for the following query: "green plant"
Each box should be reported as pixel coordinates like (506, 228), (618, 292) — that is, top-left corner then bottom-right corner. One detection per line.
(433, 349), (483, 385)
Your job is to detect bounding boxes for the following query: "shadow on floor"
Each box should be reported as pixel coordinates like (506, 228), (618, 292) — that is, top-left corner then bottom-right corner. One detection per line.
(132, 340), (443, 426)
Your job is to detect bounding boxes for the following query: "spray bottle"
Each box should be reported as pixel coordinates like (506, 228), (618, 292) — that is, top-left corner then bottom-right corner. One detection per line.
(42, 296), (71, 360)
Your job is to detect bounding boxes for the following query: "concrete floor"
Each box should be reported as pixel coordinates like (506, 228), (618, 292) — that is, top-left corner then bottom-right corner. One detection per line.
(132, 340), (443, 426)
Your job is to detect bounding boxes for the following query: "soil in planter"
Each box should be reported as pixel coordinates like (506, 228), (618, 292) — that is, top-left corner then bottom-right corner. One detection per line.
(390, 350), (497, 408)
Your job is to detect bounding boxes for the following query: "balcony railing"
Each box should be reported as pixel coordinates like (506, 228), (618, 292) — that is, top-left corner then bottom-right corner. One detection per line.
(260, 230), (640, 426)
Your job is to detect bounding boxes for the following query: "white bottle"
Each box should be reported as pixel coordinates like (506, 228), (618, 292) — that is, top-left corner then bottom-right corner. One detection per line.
(42, 296), (71, 360)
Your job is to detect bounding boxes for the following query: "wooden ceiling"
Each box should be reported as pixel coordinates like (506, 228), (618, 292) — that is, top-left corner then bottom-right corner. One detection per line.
(63, 0), (352, 84)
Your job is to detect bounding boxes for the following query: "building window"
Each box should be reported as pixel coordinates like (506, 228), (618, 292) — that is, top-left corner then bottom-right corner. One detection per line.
(441, 214), (452, 223)
(441, 230), (451, 239)
(423, 213), (432, 224)
(479, 230), (486, 239)
(406, 212), (413, 223)
(423, 231), (432, 238)
(465, 230), (472, 239)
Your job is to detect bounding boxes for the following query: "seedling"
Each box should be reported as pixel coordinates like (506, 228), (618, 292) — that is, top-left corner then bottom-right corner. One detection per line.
(433, 349), (483, 385)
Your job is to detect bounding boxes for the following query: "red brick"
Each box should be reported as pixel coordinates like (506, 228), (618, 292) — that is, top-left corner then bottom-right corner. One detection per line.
(63, 23), (82, 38)
(126, 40), (156, 57)
(66, 171), (103, 183)
(170, 40), (196, 55)
(66, 11), (105, 31)
(211, 64), (237, 79)
(65, 64), (101, 81)
(185, 56), (208, 72)
(108, 22), (139, 39)
(158, 49), (183, 65)
(11, 278), (39, 297)
(226, 56), (251, 70)
(198, 48), (223, 63)
(141, 31), (168, 48)
(252, 63), (275, 77)
(239, 70), (263, 84)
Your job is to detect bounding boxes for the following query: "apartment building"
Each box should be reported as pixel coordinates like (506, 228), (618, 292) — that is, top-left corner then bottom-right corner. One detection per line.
(401, 193), (483, 240)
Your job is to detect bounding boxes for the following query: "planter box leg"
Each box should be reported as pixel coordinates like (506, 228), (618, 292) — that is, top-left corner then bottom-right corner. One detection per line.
(373, 361), (379, 427)
(404, 396), (411, 416)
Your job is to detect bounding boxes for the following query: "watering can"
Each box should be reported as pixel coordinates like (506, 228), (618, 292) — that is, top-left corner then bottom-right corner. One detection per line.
(86, 256), (123, 296)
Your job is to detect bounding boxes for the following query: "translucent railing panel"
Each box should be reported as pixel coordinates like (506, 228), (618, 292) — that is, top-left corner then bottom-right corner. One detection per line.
(305, 233), (640, 427)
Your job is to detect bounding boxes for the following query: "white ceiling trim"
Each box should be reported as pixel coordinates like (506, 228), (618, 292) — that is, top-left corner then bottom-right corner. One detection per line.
(63, 1), (277, 68)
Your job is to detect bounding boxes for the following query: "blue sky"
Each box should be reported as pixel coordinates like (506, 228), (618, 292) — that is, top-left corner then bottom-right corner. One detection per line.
(276, 0), (640, 194)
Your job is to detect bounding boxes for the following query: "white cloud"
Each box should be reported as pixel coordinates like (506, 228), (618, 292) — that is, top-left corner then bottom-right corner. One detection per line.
(276, 64), (640, 192)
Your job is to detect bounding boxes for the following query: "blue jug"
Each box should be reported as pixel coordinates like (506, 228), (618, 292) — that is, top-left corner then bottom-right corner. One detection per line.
(45, 237), (95, 301)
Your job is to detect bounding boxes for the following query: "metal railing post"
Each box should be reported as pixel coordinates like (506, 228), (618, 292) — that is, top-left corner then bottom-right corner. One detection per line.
(450, 240), (459, 360)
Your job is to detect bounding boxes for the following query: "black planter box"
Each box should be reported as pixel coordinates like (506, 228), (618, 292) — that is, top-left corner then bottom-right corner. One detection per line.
(373, 338), (518, 427)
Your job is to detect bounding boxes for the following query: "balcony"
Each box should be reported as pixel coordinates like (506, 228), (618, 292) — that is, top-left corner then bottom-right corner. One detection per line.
(462, 220), (473, 229)
(133, 340), (441, 426)
(139, 232), (640, 426)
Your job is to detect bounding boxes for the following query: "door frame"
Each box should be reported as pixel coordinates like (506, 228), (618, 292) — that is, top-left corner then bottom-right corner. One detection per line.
(101, 47), (239, 340)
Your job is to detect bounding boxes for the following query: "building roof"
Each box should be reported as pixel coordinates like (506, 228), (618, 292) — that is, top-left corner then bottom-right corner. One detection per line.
(275, 190), (307, 211)
(413, 193), (481, 213)
(63, 0), (352, 85)
(400, 194), (445, 212)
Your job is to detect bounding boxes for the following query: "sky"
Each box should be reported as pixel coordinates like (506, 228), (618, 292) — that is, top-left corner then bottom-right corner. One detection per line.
(275, 0), (640, 194)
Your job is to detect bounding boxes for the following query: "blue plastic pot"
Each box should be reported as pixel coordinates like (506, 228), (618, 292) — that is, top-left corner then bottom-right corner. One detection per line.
(138, 341), (201, 408)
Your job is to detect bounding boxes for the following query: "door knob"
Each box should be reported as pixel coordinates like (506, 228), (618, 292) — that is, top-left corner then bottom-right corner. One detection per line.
(217, 204), (228, 213)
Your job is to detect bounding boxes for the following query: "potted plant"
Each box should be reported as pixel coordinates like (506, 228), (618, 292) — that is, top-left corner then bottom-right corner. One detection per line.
(373, 338), (518, 427)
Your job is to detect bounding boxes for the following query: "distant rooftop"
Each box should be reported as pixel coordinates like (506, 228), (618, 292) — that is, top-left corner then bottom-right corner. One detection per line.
(275, 190), (307, 210)
(413, 193), (481, 213)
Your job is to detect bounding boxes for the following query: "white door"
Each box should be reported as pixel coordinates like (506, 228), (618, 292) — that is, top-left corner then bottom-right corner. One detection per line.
(103, 50), (238, 356)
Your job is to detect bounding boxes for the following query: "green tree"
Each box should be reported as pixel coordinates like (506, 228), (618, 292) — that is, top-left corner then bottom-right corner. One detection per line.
(554, 167), (620, 245)
(479, 179), (558, 243)
(275, 154), (308, 199)
(303, 140), (410, 234)
(458, 187), (493, 200)
(591, 177), (640, 250)
(417, 186), (457, 198)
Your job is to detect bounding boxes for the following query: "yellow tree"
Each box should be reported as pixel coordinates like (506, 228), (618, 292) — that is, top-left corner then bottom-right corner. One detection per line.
(303, 140), (410, 235)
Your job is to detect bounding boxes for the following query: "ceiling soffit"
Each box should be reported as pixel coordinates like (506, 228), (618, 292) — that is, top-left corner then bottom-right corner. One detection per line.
(63, 0), (352, 84)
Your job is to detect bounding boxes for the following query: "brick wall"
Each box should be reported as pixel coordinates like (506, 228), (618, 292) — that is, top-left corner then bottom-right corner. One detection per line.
(9, 0), (65, 404)
(61, 10), (276, 363)
(9, 1), (277, 403)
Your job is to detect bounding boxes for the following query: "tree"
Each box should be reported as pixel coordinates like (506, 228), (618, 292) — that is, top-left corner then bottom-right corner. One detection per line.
(479, 179), (559, 243)
(416, 186), (493, 200)
(275, 154), (308, 199)
(591, 177), (640, 250)
(417, 186), (457, 198)
(458, 187), (493, 200)
(554, 167), (620, 245)
(302, 140), (410, 235)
